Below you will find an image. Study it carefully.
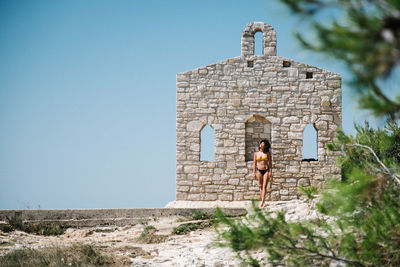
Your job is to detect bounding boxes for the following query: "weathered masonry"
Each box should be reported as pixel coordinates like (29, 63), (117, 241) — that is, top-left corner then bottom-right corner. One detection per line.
(176, 22), (342, 201)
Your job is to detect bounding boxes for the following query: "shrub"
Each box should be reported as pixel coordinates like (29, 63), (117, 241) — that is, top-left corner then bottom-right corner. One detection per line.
(5, 217), (65, 236)
(172, 221), (213, 235)
(136, 225), (167, 244)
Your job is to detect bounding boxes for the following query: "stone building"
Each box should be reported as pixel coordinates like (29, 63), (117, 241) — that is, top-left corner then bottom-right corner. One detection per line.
(176, 22), (342, 201)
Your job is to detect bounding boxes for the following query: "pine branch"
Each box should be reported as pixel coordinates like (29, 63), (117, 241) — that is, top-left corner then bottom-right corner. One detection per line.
(371, 0), (400, 18)
(347, 143), (400, 185)
(279, 244), (365, 267)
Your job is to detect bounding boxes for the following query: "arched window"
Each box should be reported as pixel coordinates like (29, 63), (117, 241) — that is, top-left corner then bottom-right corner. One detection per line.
(254, 31), (263, 56)
(245, 115), (271, 161)
(200, 125), (215, 161)
(302, 124), (318, 161)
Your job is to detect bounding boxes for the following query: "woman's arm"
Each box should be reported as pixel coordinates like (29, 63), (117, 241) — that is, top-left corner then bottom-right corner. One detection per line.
(268, 152), (272, 174)
(253, 153), (257, 179)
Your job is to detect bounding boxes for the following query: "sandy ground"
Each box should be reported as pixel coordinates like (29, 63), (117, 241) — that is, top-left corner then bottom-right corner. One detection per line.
(0, 199), (320, 266)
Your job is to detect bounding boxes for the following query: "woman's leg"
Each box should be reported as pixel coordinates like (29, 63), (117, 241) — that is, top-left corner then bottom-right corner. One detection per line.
(256, 170), (263, 206)
(260, 172), (270, 207)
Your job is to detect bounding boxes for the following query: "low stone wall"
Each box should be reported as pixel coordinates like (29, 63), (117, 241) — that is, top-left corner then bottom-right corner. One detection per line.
(0, 208), (247, 227)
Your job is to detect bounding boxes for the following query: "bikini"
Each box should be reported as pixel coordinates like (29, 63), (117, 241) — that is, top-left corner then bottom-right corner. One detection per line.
(256, 153), (270, 175)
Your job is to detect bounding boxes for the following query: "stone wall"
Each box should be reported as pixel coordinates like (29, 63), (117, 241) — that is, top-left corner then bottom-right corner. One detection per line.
(176, 22), (342, 201)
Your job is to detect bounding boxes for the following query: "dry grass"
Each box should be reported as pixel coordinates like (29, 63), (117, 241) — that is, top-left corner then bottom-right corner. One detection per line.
(136, 225), (169, 244)
(3, 217), (66, 236)
(172, 220), (213, 235)
(0, 243), (131, 267)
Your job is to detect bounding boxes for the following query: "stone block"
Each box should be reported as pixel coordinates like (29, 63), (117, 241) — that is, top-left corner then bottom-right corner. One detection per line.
(187, 120), (203, 131)
(219, 194), (233, 201)
(184, 166), (199, 174)
(288, 132), (302, 140)
(327, 79), (341, 89)
(270, 191), (280, 201)
(214, 168), (224, 174)
(289, 187), (298, 195)
(188, 194), (201, 201)
(187, 174), (199, 181)
(288, 68), (298, 77)
(189, 143), (200, 152)
(177, 193), (190, 202)
(321, 96), (331, 107)
(221, 185), (236, 190)
(228, 179), (240, 185)
(218, 147), (238, 154)
(231, 99), (241, 107)
(177, 81), (190, 87)
(224, 139), (235, 147)
(237, 168), (249, 174)
(177, 180), (192, 186)
(189, 187), (202, 193)
(286, 166), (300, 173)
(202, 193), (218, 201)
(299, 82), (314, 92)
(273, 86), (290, 91)
(177, 186), (189, 192)
(280, 189), (289, 195)
(301, 167), (312, 173)
(176, 165), (184, 173)
(282, 116), (300, 124)
(283, 183), (297, 188)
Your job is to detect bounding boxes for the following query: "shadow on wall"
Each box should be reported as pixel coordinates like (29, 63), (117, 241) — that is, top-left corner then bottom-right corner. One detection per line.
(245, 115), (271, 162)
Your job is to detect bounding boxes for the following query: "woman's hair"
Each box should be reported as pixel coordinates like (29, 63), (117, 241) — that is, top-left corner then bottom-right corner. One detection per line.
(259, 139), (270, 153)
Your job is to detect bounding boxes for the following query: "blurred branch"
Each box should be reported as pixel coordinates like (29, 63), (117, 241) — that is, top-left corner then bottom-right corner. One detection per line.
(280, 244), (365, 266)
(348, 143), (400, 185)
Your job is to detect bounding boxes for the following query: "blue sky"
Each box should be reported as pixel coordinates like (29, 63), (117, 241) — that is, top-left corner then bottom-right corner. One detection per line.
(0, 0), (371, 209)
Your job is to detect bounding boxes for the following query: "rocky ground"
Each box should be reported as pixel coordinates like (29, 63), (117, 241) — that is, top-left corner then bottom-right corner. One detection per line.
(0, 199), (320, 266)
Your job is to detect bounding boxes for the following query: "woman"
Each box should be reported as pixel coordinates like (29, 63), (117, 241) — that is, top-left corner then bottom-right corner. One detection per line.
(253, 139), (272, 208)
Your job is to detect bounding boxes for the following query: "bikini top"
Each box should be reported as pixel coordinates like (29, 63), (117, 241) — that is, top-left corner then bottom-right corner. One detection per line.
(256, 153), (268, 161)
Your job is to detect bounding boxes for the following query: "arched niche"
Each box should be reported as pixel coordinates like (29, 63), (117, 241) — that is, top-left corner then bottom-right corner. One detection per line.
(245, 115), (271, 161)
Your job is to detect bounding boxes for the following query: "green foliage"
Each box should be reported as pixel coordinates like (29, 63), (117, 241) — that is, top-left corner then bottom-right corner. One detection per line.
(0, 224), (14, 233)
(298, 184), (318, 199)
(279, 0), (400, 119)
(192, 210), (209, 220)
(216, 121), (400, 266)
(172, 223), (201, 235)
(176, 210), (215, 223)
(94, 227), (116, 233)
(172, 221), (213, 235)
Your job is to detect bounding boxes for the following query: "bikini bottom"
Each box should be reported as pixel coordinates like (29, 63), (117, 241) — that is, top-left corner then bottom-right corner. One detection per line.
(257, 168), (270, 175)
